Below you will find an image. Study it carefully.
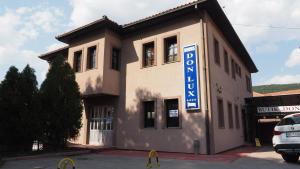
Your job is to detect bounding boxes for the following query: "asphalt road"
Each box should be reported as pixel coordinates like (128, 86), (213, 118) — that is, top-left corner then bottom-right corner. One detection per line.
(1, 147), (299, 169)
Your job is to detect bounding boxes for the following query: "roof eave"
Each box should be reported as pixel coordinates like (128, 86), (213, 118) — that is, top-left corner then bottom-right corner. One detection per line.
(205, 0), (258, 73)
(39, 46), (69, 61)
(56, 17), (122, 43)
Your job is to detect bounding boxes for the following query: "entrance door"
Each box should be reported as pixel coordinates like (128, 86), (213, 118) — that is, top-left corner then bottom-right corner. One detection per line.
(89, 106), (114, 147)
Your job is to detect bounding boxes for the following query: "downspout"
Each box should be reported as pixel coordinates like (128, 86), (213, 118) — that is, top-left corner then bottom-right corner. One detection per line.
(200, 12), (213, 154)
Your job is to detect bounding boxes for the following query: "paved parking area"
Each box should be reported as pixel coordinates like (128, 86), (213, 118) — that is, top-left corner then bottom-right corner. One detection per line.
(1, 147), (299, 169)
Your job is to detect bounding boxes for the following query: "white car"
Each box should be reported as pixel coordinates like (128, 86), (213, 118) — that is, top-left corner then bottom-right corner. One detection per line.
(273, 113), (300, 163)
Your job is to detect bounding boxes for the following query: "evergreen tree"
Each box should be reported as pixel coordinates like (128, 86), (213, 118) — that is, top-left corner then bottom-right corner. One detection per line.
(18, 65), (41, 150)
(0, 65), (41, 151)
(0, 66), (21, 150)
(39, 55), (83, 149)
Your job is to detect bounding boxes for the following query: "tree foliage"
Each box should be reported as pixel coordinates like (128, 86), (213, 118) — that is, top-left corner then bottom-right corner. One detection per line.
(0, 65), (40, 151)
(39, 55), (83, 148)
(0, 56), (83, 152)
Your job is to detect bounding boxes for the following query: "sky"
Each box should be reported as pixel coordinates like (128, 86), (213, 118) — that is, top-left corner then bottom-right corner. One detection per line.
(0, 0), (300, 86)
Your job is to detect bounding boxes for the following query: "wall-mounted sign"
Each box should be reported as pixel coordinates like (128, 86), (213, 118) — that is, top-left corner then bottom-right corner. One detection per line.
(257, 105), (300, 113)
(183, 44), (200, 110)
(169, 110), (179, 117)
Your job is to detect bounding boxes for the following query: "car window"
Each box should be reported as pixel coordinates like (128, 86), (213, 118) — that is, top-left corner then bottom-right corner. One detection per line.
(277, 119), (286, 126)
(278, 117), (300, 126)
(277, 118), (294, 126)
(292, 116), (300, 124)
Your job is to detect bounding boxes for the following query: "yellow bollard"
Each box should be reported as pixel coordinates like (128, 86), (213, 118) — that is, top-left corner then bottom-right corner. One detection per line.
(255, 138), (261, 147)
(57, 157), (76, 169)
(146, 150), (160, 169)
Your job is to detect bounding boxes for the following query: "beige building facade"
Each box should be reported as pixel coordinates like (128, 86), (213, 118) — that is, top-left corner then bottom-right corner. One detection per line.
(39, 0), (257, 154)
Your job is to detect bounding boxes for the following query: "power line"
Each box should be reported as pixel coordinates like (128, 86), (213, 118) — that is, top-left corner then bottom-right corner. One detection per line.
(221, 4), (300, 30)
(233, 23), (300, 30)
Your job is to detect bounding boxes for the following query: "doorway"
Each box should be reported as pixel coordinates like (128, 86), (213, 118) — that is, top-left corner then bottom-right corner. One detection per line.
(89, 106), (114, 147)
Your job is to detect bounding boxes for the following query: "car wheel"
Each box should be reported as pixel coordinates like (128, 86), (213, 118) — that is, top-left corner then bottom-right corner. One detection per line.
(281, 154), (299, 163)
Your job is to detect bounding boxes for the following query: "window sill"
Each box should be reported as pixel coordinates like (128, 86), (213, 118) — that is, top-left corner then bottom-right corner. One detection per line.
(142, 65), (157, 69)
(215, 62), (221, 67)
(85, 68), (97, 72)
(164, 127), (182, 129)
(110, 68), (120, 72)
(142, 127), (157, 130)
(162, 60), (180, 65)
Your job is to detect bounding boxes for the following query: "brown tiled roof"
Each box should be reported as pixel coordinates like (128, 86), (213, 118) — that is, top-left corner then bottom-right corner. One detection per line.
(56, 16), (121, 41)
(253, 91), (265, 97)
(123, 0), (205, 28)
(39, 46), (69, 60)
(42, 0), (258, 73)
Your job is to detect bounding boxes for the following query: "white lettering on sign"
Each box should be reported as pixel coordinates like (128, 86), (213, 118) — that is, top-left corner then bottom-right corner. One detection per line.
(183, 44), (200, 110)
(184, 46), (196, 52)
(169, 110), (179, 117)
(257, 105), (300, 113)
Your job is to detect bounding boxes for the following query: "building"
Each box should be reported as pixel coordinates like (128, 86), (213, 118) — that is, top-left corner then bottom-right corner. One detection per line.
(246, 90), (300, 145)
(39, 0), (258, 154)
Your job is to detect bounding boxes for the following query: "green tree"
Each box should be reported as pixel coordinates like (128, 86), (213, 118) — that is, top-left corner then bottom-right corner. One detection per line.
(18, 65), (41, 150)
(39, 55), (83, 149)
(0, 65), (41, 151)
(0, 66), (21, 150)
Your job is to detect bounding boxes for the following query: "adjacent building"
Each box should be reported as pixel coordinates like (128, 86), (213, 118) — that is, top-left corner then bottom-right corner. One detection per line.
(246, 90), (300, 145)
(39, 0), (258, 154)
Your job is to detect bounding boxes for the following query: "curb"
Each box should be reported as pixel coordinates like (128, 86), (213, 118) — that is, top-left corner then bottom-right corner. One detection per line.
(2, 150), (91, 161)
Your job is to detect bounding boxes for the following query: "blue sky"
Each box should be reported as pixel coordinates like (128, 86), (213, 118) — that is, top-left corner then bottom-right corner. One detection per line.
(0, 0), (300, 86)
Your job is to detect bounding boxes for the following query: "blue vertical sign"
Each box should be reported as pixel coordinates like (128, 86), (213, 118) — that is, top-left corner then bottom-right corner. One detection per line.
(183, 44), (200, 110)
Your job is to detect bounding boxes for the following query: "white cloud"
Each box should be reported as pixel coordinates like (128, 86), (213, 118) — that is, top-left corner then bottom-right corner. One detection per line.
(46, 43), (68, 52)
(68, 0), (194, 27)
(285, 48), (300, 68)
(67, 0), (300, 48)
(30, 7), (64, 32)
(0, 6), (64, 84)
(16, 7), (32, 15)
(218, 0), (300, 45)
(261, 74), (300, 85)
(255, 43), (278, 54)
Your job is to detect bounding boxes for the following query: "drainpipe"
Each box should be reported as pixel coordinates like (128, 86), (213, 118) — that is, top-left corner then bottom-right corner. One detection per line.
(200, 12), (213, 155)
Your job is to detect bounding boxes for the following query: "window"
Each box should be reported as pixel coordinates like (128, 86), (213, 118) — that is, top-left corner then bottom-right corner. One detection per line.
(143, 101), (155, 128)
(165, 99), (179, 128)
(231, 58), (236, 79)
(235, 105), (240, 129)
(278, 116), (300, 126)
(73, 51), (82, 72)
(143, 42), (155, 67)
(111, 48), (120, 70)
(214, 38), (220, 65)
(246, 75), (252, 92)
(235, 63), (241, 77)
(87, 46), (97, 69)
(238, 66), (241, 77)
(224, 49), (229, 74)
(228, 102), (233, 129)
(164, 36), (178, 63)
(217, 98), (225, 128)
